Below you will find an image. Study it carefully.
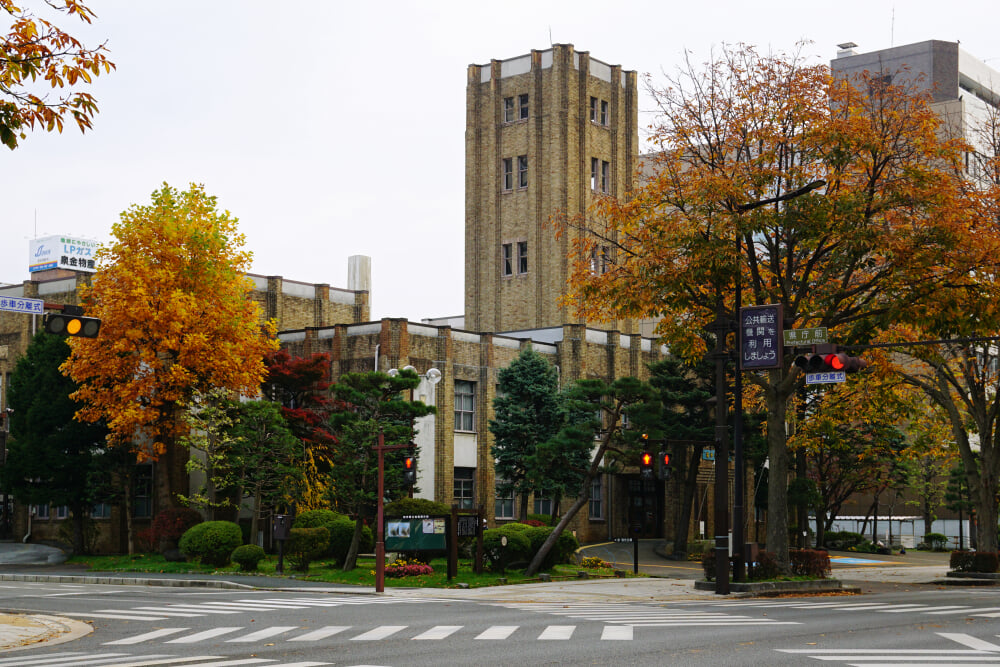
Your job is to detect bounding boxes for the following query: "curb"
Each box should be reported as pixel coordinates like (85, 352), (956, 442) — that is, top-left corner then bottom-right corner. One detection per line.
(0, 614), (92, 652)
(693, 579), (860, 595)
(0, 573), (255, 590)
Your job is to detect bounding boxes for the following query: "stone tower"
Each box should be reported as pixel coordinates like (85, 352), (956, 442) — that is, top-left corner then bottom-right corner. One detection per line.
(464, 44), (639, 333)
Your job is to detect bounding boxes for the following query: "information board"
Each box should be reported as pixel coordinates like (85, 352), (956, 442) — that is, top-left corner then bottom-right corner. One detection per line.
(740, 304), (783, 370)
(384, 515), (447, 551)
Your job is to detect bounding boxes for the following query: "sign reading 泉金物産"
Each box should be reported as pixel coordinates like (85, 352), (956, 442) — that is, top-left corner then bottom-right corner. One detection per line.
(29, 235), (99, 274)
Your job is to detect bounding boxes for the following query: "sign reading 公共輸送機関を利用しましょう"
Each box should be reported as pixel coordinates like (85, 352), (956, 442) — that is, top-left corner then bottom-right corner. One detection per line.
(740, 304), (783, 370)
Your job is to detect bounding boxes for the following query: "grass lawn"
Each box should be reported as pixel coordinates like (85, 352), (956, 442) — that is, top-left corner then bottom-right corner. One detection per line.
(66, 553), (641, 589)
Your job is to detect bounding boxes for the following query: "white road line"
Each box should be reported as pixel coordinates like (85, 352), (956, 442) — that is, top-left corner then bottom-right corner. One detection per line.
(475, 625), (519, 640)
(629, 621), (801, 626)
(412, 625), (462, 640)
(226, 626), (298, 642)
(63, 612), (168, 621)
(928, 607), (1000, 615)
(103, 628), (190, 644)
(288, 626), (351, 641)
(350, 625), (407, 640)
(165, 627), (244, 643)
(77, 657), (229, 667)
(0, 652), (128, 665)
(601, 625), (633, 640)
(126, 608), (205, 617)
(538, 625), (575, 640)
(939, 633), (1000, 651)
(130, 605), (240, 614)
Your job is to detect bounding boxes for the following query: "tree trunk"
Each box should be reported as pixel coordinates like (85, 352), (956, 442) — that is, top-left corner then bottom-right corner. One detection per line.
(519, 492), (529, 522)
(250, 480), (262, 547)
(525, 483), (589, 577)
(673, 443), (703, 556)
(342, 511), (366, 572)
(764, 370), (792, 570)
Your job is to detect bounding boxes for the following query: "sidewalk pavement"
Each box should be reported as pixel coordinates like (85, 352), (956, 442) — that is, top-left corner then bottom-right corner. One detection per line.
(0, 541), (956, 651)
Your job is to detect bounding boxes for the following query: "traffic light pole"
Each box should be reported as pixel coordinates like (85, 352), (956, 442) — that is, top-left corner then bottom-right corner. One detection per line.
(709, 301), (730, 595)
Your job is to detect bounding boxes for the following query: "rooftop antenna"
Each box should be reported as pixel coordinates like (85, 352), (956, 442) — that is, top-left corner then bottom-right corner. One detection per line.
(549, 26), (553, 47)
(890, 5), (895, 47)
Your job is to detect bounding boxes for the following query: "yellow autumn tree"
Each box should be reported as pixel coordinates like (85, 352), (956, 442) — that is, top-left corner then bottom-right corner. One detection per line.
(1, 0), (115, 149)
(558, 44), (993, 567)
(63, 183), (278, 511)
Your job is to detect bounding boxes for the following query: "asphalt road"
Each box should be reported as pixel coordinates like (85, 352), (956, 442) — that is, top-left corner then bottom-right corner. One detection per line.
(3, 577), (999, 666)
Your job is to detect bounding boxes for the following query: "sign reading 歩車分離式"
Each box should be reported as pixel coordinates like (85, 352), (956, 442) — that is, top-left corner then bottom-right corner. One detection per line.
(29, 235), (99, 274)
(740, 304), (783, 370)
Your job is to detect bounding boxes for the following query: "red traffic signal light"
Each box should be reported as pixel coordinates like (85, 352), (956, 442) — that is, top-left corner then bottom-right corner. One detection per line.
(402, 456), (417, 486)
(794, 345), (867, 374)
(657, 451), (672, 481)
(640, 451), (654, 479)
(43, 313), (101, 338)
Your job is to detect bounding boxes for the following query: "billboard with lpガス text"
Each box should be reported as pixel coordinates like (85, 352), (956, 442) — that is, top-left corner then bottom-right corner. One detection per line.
(29, 235), (99, 273)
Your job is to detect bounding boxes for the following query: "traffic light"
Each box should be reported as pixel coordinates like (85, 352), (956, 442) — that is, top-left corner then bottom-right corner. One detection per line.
(639, 451), (654, 479)
(657, 451), (672, 481)
(794, 344), (867, 374)
(402, 456), (417, 486)
(43, 313), (101, 338)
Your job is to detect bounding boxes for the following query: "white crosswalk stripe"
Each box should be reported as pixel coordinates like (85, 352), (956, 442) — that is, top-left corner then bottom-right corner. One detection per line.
(0, 650), (335, 667)
(778, 631), (1000, 665)
(105, 623), (649, 645)
(698, 599), (1000, 619)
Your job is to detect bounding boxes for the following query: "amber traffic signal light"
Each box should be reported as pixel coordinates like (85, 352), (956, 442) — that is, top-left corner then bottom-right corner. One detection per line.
(402, 456), (417, 486)
(639, 451), (654, 479)
(43, 313), (101, 338)
(657, 451), (672, 481)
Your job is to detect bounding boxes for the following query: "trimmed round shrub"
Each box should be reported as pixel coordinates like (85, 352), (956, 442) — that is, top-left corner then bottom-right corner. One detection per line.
(483, 526), (531, 573)
(923, 533), (949, 551)
(231, 544), (266, 572)
(384, 498), (451, 516)
(287, 526), (329, 572)
(293, 509), (344, 557)
(327, 517), (374, 565)
(179, 521), (242, 567)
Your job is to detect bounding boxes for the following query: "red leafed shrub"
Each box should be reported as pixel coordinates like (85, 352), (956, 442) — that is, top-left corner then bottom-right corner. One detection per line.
(385, 559), (435, 578)
(151, 508), (203, 545)
(951, 550), (1000, 573)
(518, 519), (547, 527)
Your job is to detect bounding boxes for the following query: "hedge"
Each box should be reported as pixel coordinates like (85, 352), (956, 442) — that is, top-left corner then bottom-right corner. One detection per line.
(179, 521), (242, 567)
(950, 550), (1000, 573)
(287, 526), (329, 572)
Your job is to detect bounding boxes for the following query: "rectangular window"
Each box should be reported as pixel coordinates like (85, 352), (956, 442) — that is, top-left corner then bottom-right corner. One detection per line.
(591, 157), (599, 191)
(501, 158), (513, 191)
(455, 380), (475, 432)
(590, 96), (599, 123)
(91, 502), (112, 519)
(589, 476), (604, 519)
(517, 241), (528, 274)
(501, 243), (513, 277)
(503, 96), (516, 123)
(495, 487), (514, 520)
(134, 464), (154, 518)
(34, 504), (49, 520)
(601, 160), (610, 193)
(54, 505), (68, 520)
(518, 93), (529, 120)
(454, 467), (475, 510)
(533, 497), (553, 516)
(590, 246), (609, 275)
(517, 155), (528, 188)
(601, 99), (609, 125)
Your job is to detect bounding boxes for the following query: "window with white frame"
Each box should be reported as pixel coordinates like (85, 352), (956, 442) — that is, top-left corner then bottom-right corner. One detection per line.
(589, 475), (603, 519)
(533, 496), (553, 516)
(590, 96), (599, 123)
(454, 380), (475, 432)
(501, 158), (513, 191)
(454, 467), (475, 510)
(33, 504), (49, 519)
(54, 505), (68, 520)
(517, 155), (528, 188)
(517, 241), (528, 274)
(503, 96), (516, 123)
(495, 486), (515, 519)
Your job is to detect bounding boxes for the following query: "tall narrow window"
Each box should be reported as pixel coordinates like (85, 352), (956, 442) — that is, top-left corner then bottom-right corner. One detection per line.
(503, 96), (516, 123)
(518, 93), (529, 120)
(501, 243), (513, 277)
(517, 155), (528, 188)
(589, 476), (603, 519)
(134, 464), (153, 518)
(455, 380), (475, 432)
(517, 241), (528, 274)
(591, 157), (599, 191)
(590, 96), (599, 123)
(601, 160), (610, 193)
(454, 468), (476, 510)
(501, 158), (513, 191)
(600, 99), (609, 125)
(495, 486), (515, 520)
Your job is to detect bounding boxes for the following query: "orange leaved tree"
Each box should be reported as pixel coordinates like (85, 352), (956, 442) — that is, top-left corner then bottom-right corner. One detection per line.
(1, 0), (115, 149)
(63, 183), (278, 517)
(559, 44), (991, 567)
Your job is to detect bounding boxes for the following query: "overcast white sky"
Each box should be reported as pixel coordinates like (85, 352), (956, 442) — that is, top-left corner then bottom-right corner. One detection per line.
(5, 1), (998, 322)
